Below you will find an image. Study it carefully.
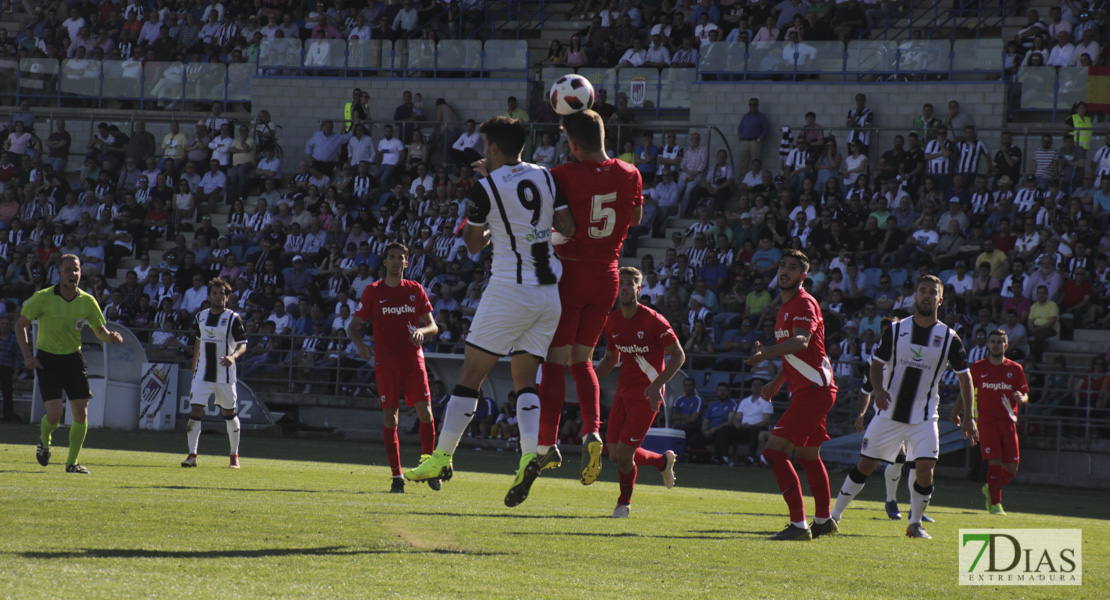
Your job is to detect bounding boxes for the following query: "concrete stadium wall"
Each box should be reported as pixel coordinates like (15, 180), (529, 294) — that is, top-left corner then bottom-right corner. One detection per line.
(688, 82), (1009, 171)
(251, 77), (529, 168)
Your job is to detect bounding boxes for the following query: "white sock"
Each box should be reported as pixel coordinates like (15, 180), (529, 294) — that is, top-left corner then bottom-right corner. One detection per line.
(226, 416), (241, 455)
(885, 462), (902, 502)
(909, 482), (932, 525)
(187, 418), (202, 454)
(907, 467), (917, 497)
(537, 444), (551, 455)
(814, 517), (828, 524)
(438, 395), (478, 454)
(791, 520), (808, 529)
(831, 469), (868, 522)
(516, 391), (541, 455)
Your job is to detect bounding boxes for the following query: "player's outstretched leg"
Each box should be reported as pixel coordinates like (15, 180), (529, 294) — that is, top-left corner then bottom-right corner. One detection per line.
(65, 421), (89, 473)
(764, 447), (811, 540)
(406, 385), (478, 482)
(634, 447), (675, 488)
(905, 462), (934, 522)
(183, 415), (202, 467)
(37, 415), (59, 466)
(884, 456), (904, 519)
(537, 362), (566, 466)
(798, 455), (836, 538)
(226, 413), (241, 469)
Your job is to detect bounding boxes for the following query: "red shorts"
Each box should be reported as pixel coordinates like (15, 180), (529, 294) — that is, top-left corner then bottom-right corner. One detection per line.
(606, 390), (657, 449)
(772, 385), (837, 448)
(551, 262), (618, 348)
(978, 418), (1020, 463)
(376, 366), (430, 409)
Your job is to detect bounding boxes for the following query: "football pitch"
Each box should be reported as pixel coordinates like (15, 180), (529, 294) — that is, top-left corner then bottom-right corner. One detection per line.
(1, 425), (1106, 600)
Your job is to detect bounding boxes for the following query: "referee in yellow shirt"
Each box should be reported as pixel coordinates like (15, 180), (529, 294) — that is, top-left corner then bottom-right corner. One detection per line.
(16, 255), (123, 474)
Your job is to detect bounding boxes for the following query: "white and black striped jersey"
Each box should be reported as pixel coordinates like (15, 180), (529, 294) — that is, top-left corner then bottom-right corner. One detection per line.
(969, 191), (994, 215)
(192, 308), (247, 384)
(847, 107), (873, 146)
(1013, 187), (1042, 212)
(955, 139), (989, 174)
(1092, 144), (1110, 180)
(353, 174), (374, 198)
(686, 246), (709, 270)
(872, 316), (968, 425)
(367, 236), (388, 257)
(924, 139), (953, 174)
(967, 343), (989, 364)
(467, 162), (564, 286)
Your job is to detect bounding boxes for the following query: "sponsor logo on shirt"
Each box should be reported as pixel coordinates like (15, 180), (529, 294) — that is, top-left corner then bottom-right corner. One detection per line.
(981, 382), (1014, 391)
(615, 343), (650, 354)
(382, 305), (417, 315)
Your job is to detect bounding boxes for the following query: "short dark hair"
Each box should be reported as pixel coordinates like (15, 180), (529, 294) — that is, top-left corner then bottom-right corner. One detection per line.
(384, 241), (409, 259)
(560, 110), (605, 152)
(480, 116), (526, 158)
(782, 249), (810, 273)
(207, 277), (232, 295)
(988, 329), (1008, 342)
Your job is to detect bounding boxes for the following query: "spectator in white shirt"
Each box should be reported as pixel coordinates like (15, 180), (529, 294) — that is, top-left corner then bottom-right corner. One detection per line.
(373, 124), (405, 190)
(449, 119), (482, 168)
(207, 123), (234, 167)
(1047, 31), (1076, 67)
(392, 0), (419, 35)
(643, 34), (672, 67)
(347, 123), (376, 166)
(615, 37), (647, 70)
(180, 274), (209, 316)
(195, 159), (227, 214)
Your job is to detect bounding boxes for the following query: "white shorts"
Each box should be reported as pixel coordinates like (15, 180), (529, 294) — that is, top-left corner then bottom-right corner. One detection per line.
(466, 282), (561, 359)
(860, 417), (939, 463)
(191, 380), (237, 411)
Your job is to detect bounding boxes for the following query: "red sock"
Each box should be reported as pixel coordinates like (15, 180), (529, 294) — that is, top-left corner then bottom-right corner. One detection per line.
(987, 464), (1002, 505)
(569, 361), (600, 436)
(419, 419), (435, 455)
(538, 363), (566, 447)
(634, 447), (666, 471)
(763, 448), (806, 523)
(617, 464), (637, 505)
(997, 466), (1016, 503)
(798, 457), (831, 520)
(384, 426), (401, 477)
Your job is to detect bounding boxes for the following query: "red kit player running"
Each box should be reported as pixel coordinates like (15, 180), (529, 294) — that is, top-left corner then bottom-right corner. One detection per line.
(595, 267), (684, 517)
(957, 329), (1029, 515)
(348, 242), (440, 494)
(745, 249), (839, 541)
(537, 110), (643, 485)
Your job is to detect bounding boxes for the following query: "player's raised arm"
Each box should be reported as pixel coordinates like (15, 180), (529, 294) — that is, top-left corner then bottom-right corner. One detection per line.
(746, 327), (812, 365)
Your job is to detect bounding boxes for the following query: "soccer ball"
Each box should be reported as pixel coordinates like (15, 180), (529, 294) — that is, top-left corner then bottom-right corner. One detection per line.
(549, 74), (595, 115)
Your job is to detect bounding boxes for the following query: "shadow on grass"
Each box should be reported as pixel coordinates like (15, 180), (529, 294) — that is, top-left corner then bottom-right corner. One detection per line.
(509, 531), (740, 541)
(120, 485), (365, 495)
(15, 546), (505, 560)
(371, 510), (606, 520)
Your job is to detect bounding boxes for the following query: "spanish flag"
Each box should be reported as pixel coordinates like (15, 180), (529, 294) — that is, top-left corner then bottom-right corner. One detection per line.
(1088, 66), (1110, 113)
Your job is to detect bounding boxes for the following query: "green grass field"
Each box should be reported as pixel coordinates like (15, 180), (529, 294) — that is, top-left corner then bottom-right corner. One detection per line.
(1, 424), (1106, 599)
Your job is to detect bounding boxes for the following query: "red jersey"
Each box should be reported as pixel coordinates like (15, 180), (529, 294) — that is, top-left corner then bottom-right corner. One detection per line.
(774, 288), (835, 393)
(353, 279), (433, 370)
(971, 357), (1029, 423)
(605, 305), (678, 394)
(550, 159), (642, 266)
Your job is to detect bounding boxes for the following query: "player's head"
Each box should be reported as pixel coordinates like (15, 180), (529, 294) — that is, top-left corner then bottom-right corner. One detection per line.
(560, 109), (605, 158)
(208, 277), (232, 309)
(60, 254), (81, 290)
(987, 329), (1009, 359)
(383, 242), (410, 276)
(618, 266), (643, 308)
(777, 249), (809, 291)
(480, 116), (526, 164)
(913, 274), (944, 317)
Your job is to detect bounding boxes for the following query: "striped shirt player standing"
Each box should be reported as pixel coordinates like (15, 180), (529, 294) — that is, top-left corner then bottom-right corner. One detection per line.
(405, 117), (577, 508)
(745, 249), (839, 541)
(536, 110), (642, 484)
(594, 267), (684, 518)
(182, 277), (248, 469)
(831, 275), (978, 540)
(955, 126), (989, 181)
(1089, 132), (1110, 181)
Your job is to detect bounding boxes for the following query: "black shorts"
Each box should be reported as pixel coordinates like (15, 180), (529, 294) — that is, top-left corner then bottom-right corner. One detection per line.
(36, 350), (91, 402)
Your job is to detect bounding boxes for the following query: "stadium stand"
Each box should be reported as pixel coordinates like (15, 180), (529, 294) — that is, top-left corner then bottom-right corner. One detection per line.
(0, 0), (1107, 454)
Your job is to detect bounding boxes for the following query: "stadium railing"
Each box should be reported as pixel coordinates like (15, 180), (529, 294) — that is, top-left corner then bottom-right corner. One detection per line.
(695, 39), (1006, 82)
